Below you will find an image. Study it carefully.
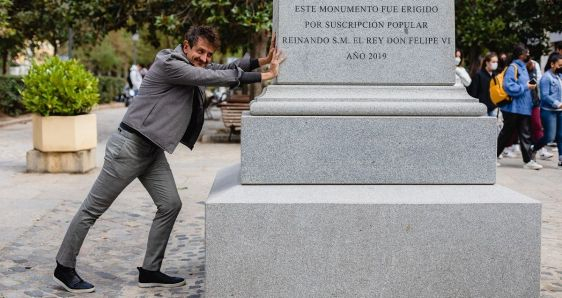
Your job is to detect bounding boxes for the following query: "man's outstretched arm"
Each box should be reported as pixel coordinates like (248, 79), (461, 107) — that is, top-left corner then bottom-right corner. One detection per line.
(208, 33), (278, 72)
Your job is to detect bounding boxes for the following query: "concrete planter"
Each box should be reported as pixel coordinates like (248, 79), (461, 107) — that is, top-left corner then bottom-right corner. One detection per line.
(32, 113), (97, 152)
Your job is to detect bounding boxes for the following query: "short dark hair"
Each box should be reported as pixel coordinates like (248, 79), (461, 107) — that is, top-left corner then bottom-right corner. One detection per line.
(513, 44), (528, 58)
(185, 26), (220, 49)
(545, 52), (562, 72)
(556, 42), (562, 51)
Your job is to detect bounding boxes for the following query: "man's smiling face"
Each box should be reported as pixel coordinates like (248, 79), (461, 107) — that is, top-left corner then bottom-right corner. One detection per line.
(183, 37), (215, 68)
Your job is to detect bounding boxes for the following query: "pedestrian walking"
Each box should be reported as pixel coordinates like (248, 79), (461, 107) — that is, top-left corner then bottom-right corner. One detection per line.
(532, 53), (562, 167)
(454, 49), (471, 87)
(53, 26), (284, 293)
(468, 52), (498, 116)
(496, 44), (543, 170)
(527, 57), (554, 159)
(497, 52), (509, 73)
(139, 63), (149, 78)
(129, 64), (143, 96)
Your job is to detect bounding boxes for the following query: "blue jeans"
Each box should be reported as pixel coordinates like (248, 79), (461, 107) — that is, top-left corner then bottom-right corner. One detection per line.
(536, 109), (562, 160)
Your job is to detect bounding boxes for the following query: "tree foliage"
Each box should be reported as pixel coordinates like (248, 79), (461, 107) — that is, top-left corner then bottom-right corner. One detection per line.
(136, 0), (273, 55)
(538, 0), (562, 33)
(2, 0), (275, 74)
(73, 29), (159, 76)
(456, 0), (562, 69)
(4, 0), (559, 77)
(0, 0), (15, 38)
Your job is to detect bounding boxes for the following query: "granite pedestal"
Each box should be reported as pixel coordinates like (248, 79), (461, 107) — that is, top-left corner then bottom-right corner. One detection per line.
(206, 165), (541, 298)
(205, 0), (541, 296)
(241, 115), (496, 184)
(241, 85), (495, 185)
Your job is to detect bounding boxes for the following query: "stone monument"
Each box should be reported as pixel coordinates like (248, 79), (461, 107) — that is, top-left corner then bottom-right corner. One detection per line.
(206, 0), (541, 297)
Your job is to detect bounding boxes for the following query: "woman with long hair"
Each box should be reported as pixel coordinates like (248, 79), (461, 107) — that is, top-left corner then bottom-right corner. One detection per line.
(468, 52), (498, 116)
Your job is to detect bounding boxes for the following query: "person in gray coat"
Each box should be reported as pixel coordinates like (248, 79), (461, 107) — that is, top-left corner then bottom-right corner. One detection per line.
(53, 25), (284, 293)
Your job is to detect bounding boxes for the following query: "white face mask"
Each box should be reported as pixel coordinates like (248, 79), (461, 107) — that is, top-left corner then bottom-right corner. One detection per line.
(490, 62), (498, 71)
(455, 57), (462, 65)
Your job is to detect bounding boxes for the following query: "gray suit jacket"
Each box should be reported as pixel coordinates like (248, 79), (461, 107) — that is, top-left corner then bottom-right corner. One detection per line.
(122, 45), (258, 153)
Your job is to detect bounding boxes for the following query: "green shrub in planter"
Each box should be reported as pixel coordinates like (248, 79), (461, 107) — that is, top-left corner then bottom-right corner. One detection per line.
(21, 57), (100, 116)
(0, 76), (26, 116)
(98, 76), (125, 104)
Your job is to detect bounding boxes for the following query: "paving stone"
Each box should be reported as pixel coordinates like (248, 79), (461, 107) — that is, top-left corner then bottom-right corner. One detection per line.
(0, 277), (21, 287)
(23, 290), (44, 297)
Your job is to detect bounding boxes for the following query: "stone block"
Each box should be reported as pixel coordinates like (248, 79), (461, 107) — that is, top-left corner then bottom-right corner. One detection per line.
(206, 165), (541, 298)
(274, 0), (455, 85)
(241, 115), (496, 184)
(26, 148), (96, 173)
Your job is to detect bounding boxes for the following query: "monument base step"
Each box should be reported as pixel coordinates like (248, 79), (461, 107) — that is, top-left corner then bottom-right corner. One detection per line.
(241, 115), (496, 184)
(26, 148), (96, 173)
(254, 85), (475, 102)
(205, 165), (541, 298)
(251, 85), (486, 116)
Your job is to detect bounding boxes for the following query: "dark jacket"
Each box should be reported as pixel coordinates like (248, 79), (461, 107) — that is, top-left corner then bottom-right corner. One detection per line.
(468, 69), (495, 112)
(122, 45), (260, 153)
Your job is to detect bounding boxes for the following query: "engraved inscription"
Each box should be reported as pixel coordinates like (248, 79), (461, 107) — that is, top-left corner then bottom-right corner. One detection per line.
(281, 3), (453, 62)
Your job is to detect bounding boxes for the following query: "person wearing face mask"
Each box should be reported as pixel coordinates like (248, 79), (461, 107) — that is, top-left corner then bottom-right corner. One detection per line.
(496, 44), (543, 170)
(468, 52), (498, 116)
(497, 52), (508, 73)
(531, 53), (562, 168)
(454, 49), (472, 87)
(52, 25), (286, 293)
(527, 57), (554, 160)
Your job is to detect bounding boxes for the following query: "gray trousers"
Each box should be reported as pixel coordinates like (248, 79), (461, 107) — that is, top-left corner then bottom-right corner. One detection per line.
(56, 128), (182, 271)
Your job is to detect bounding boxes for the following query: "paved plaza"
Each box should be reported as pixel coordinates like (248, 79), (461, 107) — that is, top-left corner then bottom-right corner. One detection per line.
(0, 106), (561, 297)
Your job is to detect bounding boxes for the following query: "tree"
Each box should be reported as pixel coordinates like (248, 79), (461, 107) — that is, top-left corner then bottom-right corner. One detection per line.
(151, 0), (273, 97)
(0, 0), (25, 73)
(538, 0), (562, 34)
(73, 29), (160, 77)
(455, 0), (562, 73)
(0, 0), (14, 38)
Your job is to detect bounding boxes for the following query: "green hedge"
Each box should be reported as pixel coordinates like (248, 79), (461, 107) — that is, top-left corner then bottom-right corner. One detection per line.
(98, 76), (125, 104)
(0, 75), (125, 116)
(0, 76), (25, 116)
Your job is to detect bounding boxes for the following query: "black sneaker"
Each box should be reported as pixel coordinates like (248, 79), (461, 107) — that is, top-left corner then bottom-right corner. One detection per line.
(137, 267), (186, 288)
(558, 161), (562, 168)
(53, 262), (95, 293)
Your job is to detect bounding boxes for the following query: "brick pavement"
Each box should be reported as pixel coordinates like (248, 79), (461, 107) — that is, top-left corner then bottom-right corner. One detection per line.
(0, 107), (561, 297)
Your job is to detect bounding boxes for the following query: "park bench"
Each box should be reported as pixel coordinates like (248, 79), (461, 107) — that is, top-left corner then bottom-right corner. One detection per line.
(218, 94), (251, 141)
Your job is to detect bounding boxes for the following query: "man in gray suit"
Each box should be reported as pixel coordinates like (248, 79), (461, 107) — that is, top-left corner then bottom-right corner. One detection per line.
(53, 26), (283, 293)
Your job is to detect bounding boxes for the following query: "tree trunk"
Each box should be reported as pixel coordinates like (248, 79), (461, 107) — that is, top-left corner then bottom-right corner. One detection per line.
(68, 27), (74, 59)
(2, 51), (8, 75)
(249, 30), (269, 100)
(53, 40), (58, 56)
